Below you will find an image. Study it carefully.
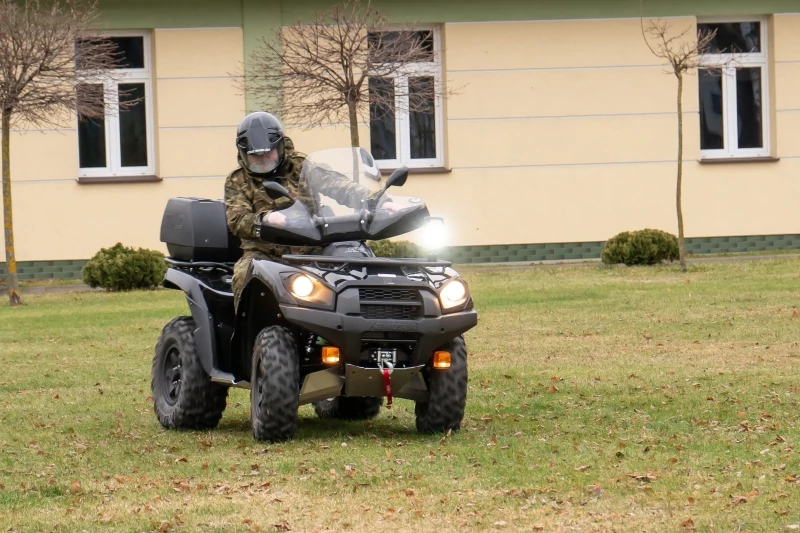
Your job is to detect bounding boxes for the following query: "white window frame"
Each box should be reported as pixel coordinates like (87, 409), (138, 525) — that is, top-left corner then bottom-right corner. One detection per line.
(77, 30), (156, 178)
(698, 16), (770, 160)
(368, 25), (445, 170)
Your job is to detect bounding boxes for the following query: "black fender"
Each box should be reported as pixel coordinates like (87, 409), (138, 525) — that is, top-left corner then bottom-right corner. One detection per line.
(162, 268), (221, 377)
(230, 258), (308, 382)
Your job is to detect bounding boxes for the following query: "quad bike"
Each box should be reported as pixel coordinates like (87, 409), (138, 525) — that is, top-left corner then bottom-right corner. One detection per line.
(151, 147), (478, 442)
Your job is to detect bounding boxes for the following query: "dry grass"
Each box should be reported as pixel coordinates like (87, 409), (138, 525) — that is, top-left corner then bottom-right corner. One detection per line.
(2, 258), (800, 532)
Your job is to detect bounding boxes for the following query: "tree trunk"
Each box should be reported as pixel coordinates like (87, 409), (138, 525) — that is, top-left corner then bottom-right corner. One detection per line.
(347, 100), (360, 148)
(2, 109), (22, 305)
(676, 73), (686, 273)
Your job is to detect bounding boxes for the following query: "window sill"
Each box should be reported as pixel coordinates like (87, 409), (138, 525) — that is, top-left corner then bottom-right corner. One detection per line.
(699, 156), (780, 165)
(77, 175), (162, 184)
(379, 167), (452, 176)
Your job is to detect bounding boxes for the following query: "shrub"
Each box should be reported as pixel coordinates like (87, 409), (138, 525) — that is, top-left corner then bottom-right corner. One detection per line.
(367, 239), (424, 258)
(82, 243), (167, 291)
(601, 229), (679, 266)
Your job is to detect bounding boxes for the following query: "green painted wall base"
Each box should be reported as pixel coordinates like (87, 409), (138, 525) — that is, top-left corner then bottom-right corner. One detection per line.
(441, 234), (800, 264)
(0, 260), (87, 282)
(3, 234), (800, 281)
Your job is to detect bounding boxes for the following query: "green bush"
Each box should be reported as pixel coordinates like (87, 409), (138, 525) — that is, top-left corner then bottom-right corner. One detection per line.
(601, 229), (679, 266)
(82, 243), (167, 291)
(367, 239), (424, 258)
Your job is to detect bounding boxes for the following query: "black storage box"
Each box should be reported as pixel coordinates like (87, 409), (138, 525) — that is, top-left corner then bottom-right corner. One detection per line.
(160, 197), (243, 262)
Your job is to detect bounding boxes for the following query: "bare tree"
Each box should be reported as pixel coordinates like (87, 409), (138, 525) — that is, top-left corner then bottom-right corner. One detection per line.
(0, 0), (124, 305)
(245, 0), (456, 148)
(640, 16), (733, 272)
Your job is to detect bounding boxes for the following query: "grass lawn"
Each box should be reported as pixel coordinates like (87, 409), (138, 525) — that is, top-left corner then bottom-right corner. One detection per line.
(1, 258), (799, 532)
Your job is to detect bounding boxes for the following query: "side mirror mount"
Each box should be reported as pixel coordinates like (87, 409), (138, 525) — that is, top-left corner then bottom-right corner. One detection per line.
(368, 166), (409, 211)
(385, 166), (409, 190)
(264, 181), (294, 203)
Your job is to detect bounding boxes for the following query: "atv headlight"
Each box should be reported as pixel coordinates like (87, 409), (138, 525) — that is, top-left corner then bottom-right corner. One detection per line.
(283, 273), (335, 308)
(439, 279), (469, 310)
(290, 275), (314, 298)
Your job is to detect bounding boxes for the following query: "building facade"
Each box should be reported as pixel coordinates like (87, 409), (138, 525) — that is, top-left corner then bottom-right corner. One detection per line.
(2, 0), (799, 279)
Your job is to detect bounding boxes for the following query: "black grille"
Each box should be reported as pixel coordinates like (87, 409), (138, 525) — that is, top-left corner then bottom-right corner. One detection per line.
(359, 288), (418, 302)
(361, 304), (420, 320)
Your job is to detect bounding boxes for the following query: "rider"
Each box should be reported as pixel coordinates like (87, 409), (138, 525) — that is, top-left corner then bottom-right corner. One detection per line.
(224, 111), (398, 310)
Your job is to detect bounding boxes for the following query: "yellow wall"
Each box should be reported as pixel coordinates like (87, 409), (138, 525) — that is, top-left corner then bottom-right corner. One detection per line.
(393, 14), (800, 247)
(4, 15), (800, 261)
(153, 28), (245, 178)
(0, 28), (245, 260)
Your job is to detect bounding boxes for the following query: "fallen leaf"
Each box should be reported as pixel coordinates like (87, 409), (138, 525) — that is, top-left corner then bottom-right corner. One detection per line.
(785, 525), (800, 530)
(793, 310), (799, 319)
(385, 449), (391, 460)
(404, 489), (415, 497)
(532, 526), (544, 531)
(547, 385), (559, 393)
(575, 465), (591, 472)
(494, 521), (507, 527)
(681, 517), (695, 529)
(174, 457), (187, 463)
(732, 495), (748, 505)
(69, 480), (83, 494)
(273, 521), (291, 531)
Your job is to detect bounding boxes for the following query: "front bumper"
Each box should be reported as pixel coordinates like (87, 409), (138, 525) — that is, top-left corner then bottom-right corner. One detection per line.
(280, 304), (477, 366)
(298, 364), (427, 405)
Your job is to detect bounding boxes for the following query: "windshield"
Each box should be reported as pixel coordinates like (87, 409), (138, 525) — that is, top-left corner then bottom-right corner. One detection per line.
(259, 147), (430, 247)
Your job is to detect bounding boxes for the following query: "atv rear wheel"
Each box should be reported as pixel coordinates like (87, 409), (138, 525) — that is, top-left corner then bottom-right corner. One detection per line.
(313, 396), (383, 420)
(151, 317), (229, 430)
(415, 335), (468, 434)
(251, 326), (300, 442)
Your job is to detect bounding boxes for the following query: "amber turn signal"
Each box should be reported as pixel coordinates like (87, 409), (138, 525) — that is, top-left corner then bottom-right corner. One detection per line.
(322, 347), (340, 364)
(433, 351), (451, 369)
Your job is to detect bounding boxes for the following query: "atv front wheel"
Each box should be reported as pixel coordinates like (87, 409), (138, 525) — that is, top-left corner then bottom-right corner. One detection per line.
(251, 326), (300, 442)
(313, 396), (383, 420)
(415, 335), (468, 434)
(151, 317), (229, 430)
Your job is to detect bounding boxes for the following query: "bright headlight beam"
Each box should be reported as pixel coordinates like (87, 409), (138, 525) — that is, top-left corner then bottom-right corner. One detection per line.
(291, 275), (314, 298)
(422, 218), (447, 251)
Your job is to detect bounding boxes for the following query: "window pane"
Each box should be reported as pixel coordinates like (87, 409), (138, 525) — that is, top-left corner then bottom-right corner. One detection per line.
(118, 83), (148, 167)
(699, 69), (724, 150)
(368, 31), (434, 62)
(108, 37), (145, 69)
(369, 78), (397, 160)
(409, 77), (436, 160)
(736, 67), (763, 149)
(77, 84), (107, 168)
(698, 22), (760, 54)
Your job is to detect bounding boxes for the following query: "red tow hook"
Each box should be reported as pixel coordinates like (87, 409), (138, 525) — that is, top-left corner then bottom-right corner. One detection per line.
(379, 361), (393, 408)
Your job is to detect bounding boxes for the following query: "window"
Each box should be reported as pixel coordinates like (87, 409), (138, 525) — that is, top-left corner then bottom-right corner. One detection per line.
(368, 27), (445, 169)
(77, 32), (155, 177)
(698, 19), (770, 159)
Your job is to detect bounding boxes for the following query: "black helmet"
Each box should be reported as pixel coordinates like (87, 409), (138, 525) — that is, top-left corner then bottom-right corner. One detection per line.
(236, 112), (285, 177)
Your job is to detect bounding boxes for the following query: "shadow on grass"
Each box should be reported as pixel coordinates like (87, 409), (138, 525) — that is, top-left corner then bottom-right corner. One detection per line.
(209, 409), (437, 443)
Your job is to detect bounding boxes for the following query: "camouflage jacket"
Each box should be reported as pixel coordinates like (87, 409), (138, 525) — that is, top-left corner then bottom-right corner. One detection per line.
(224, 142), (373, 257)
